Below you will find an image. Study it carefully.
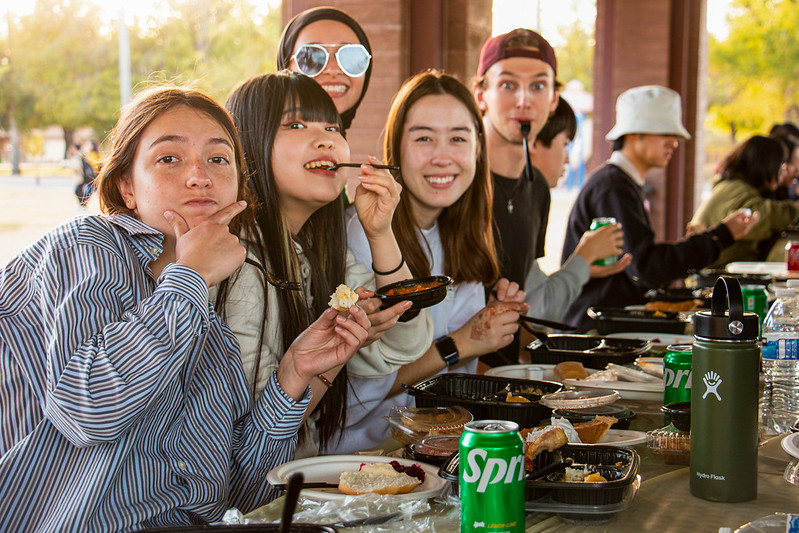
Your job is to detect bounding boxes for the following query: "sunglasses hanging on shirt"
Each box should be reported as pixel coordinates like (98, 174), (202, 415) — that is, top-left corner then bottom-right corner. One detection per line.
(291, 43), (372, 78)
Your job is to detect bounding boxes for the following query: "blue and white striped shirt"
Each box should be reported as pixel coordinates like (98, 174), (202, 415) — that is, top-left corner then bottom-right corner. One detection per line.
(0, 214), (309, 532)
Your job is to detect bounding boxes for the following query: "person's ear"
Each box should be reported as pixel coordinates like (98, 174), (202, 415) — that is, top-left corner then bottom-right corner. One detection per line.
(549, 90), (559, 114)
(473, 82), (488, 113)
(117, 174), (137, 212)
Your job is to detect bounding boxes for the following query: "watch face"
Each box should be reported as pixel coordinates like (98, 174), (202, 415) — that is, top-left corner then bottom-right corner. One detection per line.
(437, 337), (459, 366)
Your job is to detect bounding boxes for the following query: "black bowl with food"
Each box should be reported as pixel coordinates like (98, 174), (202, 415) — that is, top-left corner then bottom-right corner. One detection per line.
(662, 402), (691, 432)
(375, 275), (453, 322)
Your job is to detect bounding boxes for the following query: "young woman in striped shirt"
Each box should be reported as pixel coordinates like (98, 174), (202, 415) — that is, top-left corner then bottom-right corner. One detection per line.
(0, 86), (369, 531)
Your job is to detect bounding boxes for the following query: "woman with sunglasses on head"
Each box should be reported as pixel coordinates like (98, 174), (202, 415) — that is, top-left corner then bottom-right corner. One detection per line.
(277, 6), (372, 133)
(0, 86), (371, 530)
(222, 71), (432, 458)
(327, 70), (529, 455)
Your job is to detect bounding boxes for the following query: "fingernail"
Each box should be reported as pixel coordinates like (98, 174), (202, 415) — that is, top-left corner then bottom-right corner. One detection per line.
(238, 200), (247, 207)
(163, 211), (174, 223)
(403, 301), (412, 309)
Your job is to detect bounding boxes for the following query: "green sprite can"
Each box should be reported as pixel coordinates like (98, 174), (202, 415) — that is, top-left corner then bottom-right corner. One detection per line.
(459, 420), (525, 533)
(741, 284), (768, 332)
(589, 217), (618, 266)
(663, 344), (692, 424)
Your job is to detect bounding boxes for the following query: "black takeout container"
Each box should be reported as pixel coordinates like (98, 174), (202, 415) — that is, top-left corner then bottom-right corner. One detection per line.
(374, 275), (453, 322)
(524, 334), (651, 368)
(404, 373), (562, 429)
(587, 307), (689, 335)
(552, 405), (636, 430)
(439, 444), (639, 507)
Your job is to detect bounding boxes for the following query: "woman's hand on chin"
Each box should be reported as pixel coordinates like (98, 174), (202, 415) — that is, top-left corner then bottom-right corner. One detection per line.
(277, 306), (370, 400)
(166, 200), (247, 287)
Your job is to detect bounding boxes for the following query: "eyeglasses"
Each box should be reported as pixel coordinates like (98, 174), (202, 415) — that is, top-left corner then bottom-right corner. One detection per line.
(291, 44), (371, 78)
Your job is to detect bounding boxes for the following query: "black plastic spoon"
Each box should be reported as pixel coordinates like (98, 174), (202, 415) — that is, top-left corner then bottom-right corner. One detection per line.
(278, 472), (304, 533)
(519, 120), (533, 182)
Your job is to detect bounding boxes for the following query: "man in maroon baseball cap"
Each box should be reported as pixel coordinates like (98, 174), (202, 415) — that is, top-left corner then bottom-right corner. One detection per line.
(472, 28), (560, 366)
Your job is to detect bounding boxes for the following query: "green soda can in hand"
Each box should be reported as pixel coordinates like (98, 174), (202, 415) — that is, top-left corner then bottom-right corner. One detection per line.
(590, 217), (618, 266)
(459, 420), (525, 533)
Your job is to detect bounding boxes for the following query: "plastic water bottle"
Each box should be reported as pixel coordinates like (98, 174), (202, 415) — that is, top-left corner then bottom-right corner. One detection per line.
(760, 287), (799, 436)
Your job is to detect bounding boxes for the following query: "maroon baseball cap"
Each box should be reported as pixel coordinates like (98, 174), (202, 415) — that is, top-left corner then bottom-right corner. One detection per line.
(477, 28), (557, 77)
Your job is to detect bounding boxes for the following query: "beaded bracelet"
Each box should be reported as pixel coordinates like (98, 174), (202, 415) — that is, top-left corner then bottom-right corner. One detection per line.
(372, 254), (405, 276)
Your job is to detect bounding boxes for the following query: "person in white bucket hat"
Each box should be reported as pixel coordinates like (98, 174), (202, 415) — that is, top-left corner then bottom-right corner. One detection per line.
(559, 85), (760, 332)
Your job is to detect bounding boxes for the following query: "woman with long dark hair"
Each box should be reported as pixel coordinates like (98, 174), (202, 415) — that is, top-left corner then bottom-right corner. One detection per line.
(690, 135), (799, 267)
(330, 70), (528, 454)
(222, 71), (431, 456)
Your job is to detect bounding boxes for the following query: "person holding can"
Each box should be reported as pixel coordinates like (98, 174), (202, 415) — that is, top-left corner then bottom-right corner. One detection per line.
(561, 85), (760, 332)
(523, 98), (632, 321)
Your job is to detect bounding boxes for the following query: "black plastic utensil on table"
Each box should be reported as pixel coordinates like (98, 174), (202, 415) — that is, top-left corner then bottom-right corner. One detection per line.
(278, 472), (303, 533)
(527, 458), (574, 481)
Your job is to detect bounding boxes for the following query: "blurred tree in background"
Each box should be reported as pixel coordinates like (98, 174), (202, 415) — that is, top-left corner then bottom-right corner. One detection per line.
(707, 0), (799, 141)
(553, 2), (594, 92)
(0, 0), (281, 152)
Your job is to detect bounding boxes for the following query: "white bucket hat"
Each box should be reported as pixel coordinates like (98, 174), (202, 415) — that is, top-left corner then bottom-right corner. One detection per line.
(605, 85), (691, 141)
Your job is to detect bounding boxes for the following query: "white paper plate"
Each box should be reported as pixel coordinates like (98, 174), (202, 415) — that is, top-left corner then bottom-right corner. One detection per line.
(726, 261), (785, 275)
(605, 332), (694, 347)
(781, 432), (799, 459)
(597, 429), (647, 446)
(562, 378), (663, 401)
(485, 364), (598, 381)
(266, 455), (446, 501)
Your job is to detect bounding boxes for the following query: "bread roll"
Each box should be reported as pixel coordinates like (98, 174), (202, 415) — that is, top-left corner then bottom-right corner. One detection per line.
(338, 463), (421, 495)
(554, 361), (590, 380)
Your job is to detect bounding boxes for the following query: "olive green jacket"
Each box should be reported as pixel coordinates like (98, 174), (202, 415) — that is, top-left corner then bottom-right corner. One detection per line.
(689, 178), (799, 268)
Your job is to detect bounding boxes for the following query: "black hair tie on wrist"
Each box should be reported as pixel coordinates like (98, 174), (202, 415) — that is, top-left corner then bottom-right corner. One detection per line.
(372, 254), (405, 276)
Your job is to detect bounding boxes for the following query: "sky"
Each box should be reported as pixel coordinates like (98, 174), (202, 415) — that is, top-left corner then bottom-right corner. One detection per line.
(1, 0), (732, 41)
(492, 0), (732, 41)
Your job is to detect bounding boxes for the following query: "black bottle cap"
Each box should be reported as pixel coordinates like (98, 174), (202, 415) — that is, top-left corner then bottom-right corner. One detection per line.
(693, 276), (759, 341)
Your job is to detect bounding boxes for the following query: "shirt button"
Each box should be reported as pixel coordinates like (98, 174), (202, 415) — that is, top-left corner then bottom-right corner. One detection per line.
(149, 246), (160, 255)
(177, 460), (187, 470)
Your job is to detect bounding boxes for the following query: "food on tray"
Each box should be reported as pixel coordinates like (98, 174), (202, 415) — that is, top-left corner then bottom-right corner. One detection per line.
(328, 283), (359, 311)
(338, 461), (423, 495)
(506, 392), (531, 403)
(522, 426), (569, 463)
(573, 416), (618, 444)
(644, 299), (701, 313)
(584, 362), (661, 383)
(382, 278), (445, 296)
(561, 466), (608, 483)
(554, 361), (590, 380)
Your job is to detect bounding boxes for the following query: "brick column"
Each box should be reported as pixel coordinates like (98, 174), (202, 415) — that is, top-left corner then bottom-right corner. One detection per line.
(592, 0), (706, 242)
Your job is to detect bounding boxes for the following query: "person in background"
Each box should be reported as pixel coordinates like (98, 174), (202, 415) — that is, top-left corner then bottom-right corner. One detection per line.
(0, 86), (370, 530)
(75, 139), (101, 207)
(523, 98), (631, 321)
(769, 123), (799, 201)
(329, 70), (528, 454)
(561, 85), (759, 332)
(277, 6), (372, 133)
(689, 135), (799, 268)
(223, 72), (432, 458)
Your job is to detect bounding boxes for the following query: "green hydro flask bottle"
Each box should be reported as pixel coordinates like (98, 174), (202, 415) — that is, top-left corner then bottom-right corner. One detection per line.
(690, 276), (760, 502)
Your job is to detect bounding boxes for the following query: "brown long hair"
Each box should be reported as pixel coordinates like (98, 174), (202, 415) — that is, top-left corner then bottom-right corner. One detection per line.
(96, 85), (255, 240)
(384, 70), (498, 285)
(225, 71), (348, 448)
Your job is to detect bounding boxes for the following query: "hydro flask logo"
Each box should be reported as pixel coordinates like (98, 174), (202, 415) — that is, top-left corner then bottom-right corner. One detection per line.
(702, 371), (722, 401)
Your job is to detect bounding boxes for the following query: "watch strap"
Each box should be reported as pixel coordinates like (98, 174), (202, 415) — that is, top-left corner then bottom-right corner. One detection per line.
(435, 335), (459, 367)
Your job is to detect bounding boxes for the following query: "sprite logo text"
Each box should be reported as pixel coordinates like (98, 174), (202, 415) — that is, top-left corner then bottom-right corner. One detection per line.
(664, 367), (692, 389)
(462, 448), (525, 493)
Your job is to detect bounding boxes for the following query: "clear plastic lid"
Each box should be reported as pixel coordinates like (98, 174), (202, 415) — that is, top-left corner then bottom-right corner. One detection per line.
(385, 406), (472, 445)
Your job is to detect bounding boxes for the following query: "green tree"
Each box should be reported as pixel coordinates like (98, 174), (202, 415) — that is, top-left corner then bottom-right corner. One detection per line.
(555, 10), (594, 91)
(707, 0), (799, 140)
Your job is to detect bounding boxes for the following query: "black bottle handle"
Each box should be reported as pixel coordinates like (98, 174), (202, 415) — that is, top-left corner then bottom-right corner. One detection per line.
(710, 276), (744, 323)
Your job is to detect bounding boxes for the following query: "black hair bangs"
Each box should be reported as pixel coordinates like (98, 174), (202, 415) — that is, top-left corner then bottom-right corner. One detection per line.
(282, 76), (343, 130)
